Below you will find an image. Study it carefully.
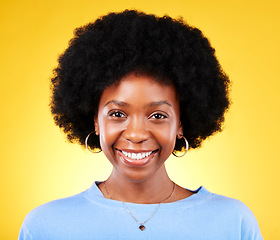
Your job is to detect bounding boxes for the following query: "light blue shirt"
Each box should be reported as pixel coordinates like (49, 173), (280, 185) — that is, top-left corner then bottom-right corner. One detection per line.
(19, 182), (263, 239)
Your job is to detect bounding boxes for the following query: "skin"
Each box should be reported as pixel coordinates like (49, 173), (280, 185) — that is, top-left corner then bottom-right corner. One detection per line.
(94, 72), (193, 204)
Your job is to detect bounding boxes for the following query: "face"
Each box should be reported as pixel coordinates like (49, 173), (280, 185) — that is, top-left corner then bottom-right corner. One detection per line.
(95, 72), (183, 183)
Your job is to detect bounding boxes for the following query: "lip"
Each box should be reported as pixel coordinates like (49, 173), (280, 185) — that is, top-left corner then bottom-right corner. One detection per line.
(116, 149), (158, 167)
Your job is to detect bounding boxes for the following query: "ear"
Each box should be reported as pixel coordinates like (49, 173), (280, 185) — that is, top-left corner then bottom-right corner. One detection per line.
(177, 122), (183, 139)
(94, 116), (100, 135)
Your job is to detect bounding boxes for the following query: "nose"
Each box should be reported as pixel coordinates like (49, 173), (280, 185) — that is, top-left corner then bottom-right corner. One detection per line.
(122, 116), (150, 143)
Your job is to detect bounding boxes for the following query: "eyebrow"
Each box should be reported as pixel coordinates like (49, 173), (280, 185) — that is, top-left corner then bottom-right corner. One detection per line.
(104, 100), (172, 108)
(104, 100), (129, 107)
(147, 100), (172, 108)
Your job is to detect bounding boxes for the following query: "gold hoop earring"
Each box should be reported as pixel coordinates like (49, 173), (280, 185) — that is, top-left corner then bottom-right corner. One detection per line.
(172, 136), (189, 157)
(85, 131), (102, 153)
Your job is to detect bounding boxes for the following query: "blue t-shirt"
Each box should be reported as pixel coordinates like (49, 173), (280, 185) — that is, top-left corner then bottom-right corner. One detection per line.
(19, 182), (263, 240)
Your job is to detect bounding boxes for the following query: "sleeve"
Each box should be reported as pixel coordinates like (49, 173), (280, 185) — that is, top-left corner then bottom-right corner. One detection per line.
(18, 224), (32, 240)
(239, 203), (263, 240)
(17, 207), (42, 240)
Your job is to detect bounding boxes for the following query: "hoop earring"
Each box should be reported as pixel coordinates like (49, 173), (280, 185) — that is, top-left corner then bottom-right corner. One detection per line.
(85, 131), (102, 153)
(172, 136), (189, 157)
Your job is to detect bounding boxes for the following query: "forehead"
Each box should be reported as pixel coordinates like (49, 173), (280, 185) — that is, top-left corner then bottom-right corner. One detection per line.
(99, 73), (179, 107)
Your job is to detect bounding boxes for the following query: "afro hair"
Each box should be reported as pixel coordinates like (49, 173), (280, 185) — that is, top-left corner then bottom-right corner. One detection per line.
(50, 9), (230, 151)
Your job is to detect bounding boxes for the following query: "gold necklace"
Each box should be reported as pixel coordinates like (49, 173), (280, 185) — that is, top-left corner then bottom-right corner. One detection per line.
(103, 181), (175, 231)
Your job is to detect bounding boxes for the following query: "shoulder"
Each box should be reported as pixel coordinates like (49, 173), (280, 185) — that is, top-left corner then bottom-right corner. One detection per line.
(201, 188), (263, 239)
(28, 191), (86, 217)
(27, 190), (88, 219)
(207, 190), (256, 218)
(188, 187), (257, 220)
(19, 191), (87, 239)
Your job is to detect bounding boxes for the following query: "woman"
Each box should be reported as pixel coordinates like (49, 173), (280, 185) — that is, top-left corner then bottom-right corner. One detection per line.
(19, 10), (263, 239)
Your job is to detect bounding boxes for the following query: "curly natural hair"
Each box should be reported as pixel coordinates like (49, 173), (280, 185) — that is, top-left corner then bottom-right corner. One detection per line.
(50, 9), (230, 151)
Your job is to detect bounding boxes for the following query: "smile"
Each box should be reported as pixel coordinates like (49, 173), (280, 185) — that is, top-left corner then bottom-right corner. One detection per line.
(121, 150), (153, 160)
(116, 149), (158, 167)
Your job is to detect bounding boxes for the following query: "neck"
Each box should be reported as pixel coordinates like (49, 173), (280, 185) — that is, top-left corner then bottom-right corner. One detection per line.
(103, 166), (174, 204)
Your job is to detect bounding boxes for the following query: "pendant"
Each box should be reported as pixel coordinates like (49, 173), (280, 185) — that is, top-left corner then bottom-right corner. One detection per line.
(139, 225), (146, 231)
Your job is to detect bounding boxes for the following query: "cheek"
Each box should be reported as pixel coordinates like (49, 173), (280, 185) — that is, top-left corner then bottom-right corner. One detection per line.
(152, 124), (177, 153)
(162, 135), (177, 152)
(99, 121), (122, 150)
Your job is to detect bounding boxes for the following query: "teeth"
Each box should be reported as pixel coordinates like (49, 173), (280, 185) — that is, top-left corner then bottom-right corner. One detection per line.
(121, 150), (153, 160)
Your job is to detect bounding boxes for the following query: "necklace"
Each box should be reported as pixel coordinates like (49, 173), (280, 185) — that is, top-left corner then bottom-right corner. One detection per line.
(103, 181), (175, 231)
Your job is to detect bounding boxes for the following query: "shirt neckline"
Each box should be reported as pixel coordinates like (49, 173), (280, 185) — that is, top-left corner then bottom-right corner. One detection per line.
(84, 181), (212, 211)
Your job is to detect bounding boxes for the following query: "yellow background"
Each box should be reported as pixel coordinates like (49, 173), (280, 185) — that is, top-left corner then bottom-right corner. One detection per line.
(1, 0), (279, 239)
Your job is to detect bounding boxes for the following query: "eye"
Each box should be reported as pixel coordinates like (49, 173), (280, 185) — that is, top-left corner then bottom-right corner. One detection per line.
(149, 113), (167, 119)
(108, 111), (126, 118)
